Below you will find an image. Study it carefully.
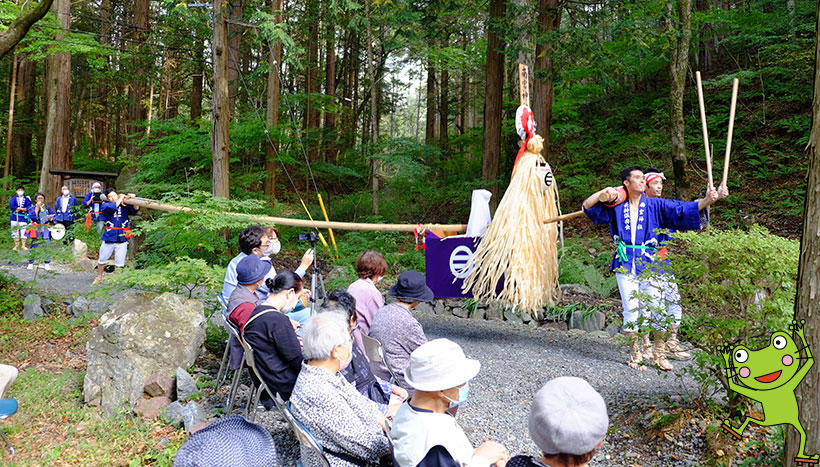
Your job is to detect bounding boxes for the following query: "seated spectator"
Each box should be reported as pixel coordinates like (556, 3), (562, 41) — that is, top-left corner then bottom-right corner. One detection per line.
(0, 363), (18, 398)
(241, 271), (306, 404)
(507, 377), (609, 467)
(391, 338), (509, 467)
(225, 255), (270, 371)
(369, 270), (432, 389)
(321, 289), (408, 417)
(347, 250), (388, 352)
(173, 415), (278, 467)
(290, 312), (391, 467)
(221, 225), (314, 303)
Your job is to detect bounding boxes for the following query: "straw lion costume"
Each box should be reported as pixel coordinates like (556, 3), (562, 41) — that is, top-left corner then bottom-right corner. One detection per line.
(461, 106), (562, 317)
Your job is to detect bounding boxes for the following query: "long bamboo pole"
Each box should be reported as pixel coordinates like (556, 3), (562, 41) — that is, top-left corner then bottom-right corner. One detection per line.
(695, 71), (713, 189)
(123, 196), (585, 233)
(3, 53), (18, 186)
(722, 78), (739, 187)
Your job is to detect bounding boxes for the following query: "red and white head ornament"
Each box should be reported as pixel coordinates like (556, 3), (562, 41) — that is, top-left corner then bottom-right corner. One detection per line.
(645, 172), (666, 185)
(514, 104), (537, 168)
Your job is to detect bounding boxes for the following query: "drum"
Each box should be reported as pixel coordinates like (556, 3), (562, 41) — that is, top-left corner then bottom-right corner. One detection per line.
(50, 223), (66, 240)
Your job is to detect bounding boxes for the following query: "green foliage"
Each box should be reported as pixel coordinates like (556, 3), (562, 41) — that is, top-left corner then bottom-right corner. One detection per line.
(0, 272), (23, 315)
(662, 226), (799, 407)
(98, 256), (224, 298)
(558, 237), (616, 298)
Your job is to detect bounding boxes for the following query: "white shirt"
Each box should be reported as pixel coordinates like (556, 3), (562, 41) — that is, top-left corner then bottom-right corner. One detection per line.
(390, 403), (490, 467)
(60, 196), (69, 212)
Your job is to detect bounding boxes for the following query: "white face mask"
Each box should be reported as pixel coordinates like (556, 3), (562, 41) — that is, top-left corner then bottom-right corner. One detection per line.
(264, 239), (281, 256)
(374, 276), (383, 283)
(92, 188), (101, 193)
(16, 191), (24, 197)
(62, 189), (70, 196)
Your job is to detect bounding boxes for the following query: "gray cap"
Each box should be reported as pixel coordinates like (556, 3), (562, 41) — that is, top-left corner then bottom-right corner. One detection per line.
(528, 376), (609, 456)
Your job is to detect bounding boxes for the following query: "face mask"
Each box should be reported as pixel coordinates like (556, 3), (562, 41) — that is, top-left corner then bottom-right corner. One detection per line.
(337, 344), (353, 371)
(375, 276), (383, 283)
(62, 189), (70, 196)
(443, 382), (470, 408)
(16, 191), (24, 197)
(281, 291), (299, 313)
(93, 188), (101, 193)
(264, 239), (281, 256)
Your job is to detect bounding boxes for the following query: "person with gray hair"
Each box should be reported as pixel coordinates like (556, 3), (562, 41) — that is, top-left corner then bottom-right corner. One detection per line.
(289, 313), (391, 467)
(507, 377), (609, 467)
(321, 290), (408, 417)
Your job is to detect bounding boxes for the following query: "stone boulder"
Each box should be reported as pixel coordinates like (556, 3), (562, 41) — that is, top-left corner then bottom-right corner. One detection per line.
(570, 309), (606, 332)
(22, 294), (44, 321)
(72, 239), (89, 259)
(176, 367), (198, 401)
(83, 292), (206, 416)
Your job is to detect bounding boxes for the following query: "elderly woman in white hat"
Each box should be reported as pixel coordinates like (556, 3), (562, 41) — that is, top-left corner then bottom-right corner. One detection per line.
(289, 312), (391, 467)
(390, 338), (509, 467)
(507, 377), (609, 467)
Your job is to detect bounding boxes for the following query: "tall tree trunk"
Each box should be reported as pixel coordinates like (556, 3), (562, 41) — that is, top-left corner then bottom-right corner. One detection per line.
(365, 0), (379, 215)
(533, 0), (561, 159)
(666, 0), (692, 199)
(264, 0), (283, 201)
(211, 0), (231, 198)
(324, 22), (337, 164)
(425, 58), (436, 145)
(4, 53), (18, 181)
(191, 37), (204, 121)
(304, 0), (321, 162)
(127, 0), (149, 154)
(227, 2), (244, 112)
(94, 0), (111, 156)
(11, 55), (35, 174)
(482, 0), (506, 201)
(39, 0), (71, 200)
(439, 37), (449, 155)
(784, 1), (820, 463)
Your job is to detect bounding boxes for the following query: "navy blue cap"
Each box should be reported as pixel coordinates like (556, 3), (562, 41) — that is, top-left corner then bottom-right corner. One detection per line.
(389, 270), (434, 302)
(236, 255), (272, 285)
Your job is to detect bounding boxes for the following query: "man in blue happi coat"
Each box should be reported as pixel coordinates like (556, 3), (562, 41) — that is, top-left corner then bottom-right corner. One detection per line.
(54, 185), (80, 242)
(582, 165), (726, 371)
(93, 187), (139, 285)
(9, 184), (32, 251)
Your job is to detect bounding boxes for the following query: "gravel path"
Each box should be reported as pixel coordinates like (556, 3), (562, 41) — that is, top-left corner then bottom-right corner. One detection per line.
(4, 260), (708, 465)
(223, 309), (707, 466)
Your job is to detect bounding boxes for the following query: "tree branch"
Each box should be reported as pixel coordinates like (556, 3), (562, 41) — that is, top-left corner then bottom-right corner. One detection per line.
(0, 0), (55, 60)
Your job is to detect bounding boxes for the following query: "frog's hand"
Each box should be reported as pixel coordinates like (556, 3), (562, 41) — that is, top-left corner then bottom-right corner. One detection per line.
(718, 344), (734, 380)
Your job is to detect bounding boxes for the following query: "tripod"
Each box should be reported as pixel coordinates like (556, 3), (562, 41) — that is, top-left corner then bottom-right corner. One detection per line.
(306, 238), (327, 316)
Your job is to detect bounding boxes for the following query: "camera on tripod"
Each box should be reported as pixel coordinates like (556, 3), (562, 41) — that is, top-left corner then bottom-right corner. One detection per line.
(297, 231), (319, 243)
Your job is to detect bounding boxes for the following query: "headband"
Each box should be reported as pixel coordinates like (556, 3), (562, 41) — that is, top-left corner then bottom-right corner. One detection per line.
(645, 172), (666, 184)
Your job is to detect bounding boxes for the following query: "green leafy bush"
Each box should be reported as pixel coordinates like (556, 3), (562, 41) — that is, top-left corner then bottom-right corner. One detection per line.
(662, 226), (799, 408)
(0, 272), (23, 315)
(98, 256), (224, 298)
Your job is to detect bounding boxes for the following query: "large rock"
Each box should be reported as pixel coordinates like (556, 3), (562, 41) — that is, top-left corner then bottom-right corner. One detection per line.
(83, 292), (207, 415)
(72, 239), (89, 259)
(134, 396), (172, 419)
(22, 294), (44, 321)
(570, 310), (606, 332)
(70, 296), (110, 318)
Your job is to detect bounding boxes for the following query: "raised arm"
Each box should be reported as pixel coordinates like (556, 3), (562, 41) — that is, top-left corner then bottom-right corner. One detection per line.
(582, 187), (618, 211)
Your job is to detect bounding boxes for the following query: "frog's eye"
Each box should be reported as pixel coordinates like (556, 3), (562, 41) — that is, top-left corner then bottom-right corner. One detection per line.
(734, 349), (748, 363)
(773, 336), (787, 350)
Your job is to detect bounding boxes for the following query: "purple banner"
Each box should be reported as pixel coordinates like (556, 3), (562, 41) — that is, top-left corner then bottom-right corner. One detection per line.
(424, 232), (479, 299)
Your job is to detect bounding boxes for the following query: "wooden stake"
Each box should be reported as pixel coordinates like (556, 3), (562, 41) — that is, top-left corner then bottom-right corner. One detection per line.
(722, 78), (739, 187)
(695, 71), (713, 189)
(518, 64), (530, 107)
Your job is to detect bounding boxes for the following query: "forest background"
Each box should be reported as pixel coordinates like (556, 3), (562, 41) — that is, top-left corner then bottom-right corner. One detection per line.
(0, 0), (816, 464)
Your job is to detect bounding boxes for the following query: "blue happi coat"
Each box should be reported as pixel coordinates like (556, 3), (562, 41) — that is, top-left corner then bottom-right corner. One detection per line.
(8, 195), (32, 222)
(54, 195), (79, 223)
(584, 193), (702, 276)
(100, 202), (136, 243)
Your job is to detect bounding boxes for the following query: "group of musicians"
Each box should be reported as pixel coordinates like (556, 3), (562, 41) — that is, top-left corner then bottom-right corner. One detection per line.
(8, 182), (137, 280)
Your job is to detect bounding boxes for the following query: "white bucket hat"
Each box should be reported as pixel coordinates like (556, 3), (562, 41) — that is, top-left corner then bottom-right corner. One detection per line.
(404, 338), (481, 392)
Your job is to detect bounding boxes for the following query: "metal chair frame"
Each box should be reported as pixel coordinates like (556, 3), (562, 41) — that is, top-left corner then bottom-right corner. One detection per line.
(360, 334), (405, 389)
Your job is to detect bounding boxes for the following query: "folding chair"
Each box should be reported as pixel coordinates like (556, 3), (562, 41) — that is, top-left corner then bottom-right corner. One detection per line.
(360, 334), (404, 389)
(275, 395), (331, 467)
(0, 398), (17, 456)
(221, 310), (248, 412)
(236, 334), (273, 423)
(214, 295), (231, 389)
